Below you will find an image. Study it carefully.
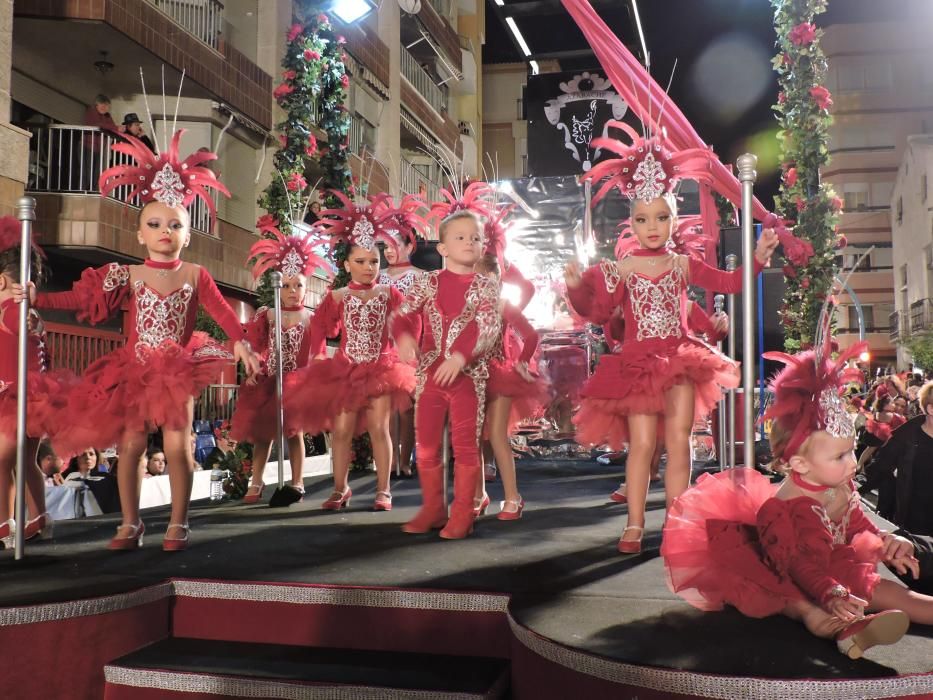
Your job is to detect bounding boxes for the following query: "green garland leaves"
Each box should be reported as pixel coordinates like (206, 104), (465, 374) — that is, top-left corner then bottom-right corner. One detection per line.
(771, 0), (843, 351)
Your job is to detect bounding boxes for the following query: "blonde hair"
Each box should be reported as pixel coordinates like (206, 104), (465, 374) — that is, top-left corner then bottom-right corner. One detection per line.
(438, 209), (481, 243)
(920, 381), (933, 412)
(766, 419), (814, 474)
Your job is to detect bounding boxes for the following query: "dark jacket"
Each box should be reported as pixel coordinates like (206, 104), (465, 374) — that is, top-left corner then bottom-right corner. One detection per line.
(893, 528), (933, 594)
(863, 415), (928, 527)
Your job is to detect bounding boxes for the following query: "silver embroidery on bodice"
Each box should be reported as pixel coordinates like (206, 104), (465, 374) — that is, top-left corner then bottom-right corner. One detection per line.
(379, 269), (420, 296)
(600, 259), (621, 294)
(811, 489), (859, 546)
(133, 281), (193, 359)
(343, 290), (388, 364)
(268, 322), (305, 375)
(626, 267), (684, 342)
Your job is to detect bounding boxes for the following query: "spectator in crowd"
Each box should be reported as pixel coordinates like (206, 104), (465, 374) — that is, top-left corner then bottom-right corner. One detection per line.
(121, 113), (155, 153)
(81, 94), (122, 191)
(37, 441), (63, 486)
(82, 94), (120, 131)
(144, 449), (167, 477)
(862, 381), (933, 535)
(304, 200), (321, 225)
(62, 447), (106, 480)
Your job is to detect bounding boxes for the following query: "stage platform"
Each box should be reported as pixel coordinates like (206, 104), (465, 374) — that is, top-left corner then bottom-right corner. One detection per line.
(2, 459), (933, 699)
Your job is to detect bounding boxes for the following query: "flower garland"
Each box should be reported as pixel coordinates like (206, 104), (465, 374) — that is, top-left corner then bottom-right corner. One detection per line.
(771, 0), (843, 352)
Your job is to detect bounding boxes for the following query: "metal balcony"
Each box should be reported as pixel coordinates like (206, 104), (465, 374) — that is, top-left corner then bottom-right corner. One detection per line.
(400, 43), (449, 115)
(25, 125), (217, 235)
(146, 0), (224, 50)
(910, 298), (933, 333)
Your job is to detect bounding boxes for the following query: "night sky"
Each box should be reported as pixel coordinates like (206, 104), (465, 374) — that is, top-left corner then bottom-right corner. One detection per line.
(484, 0), (919, 210)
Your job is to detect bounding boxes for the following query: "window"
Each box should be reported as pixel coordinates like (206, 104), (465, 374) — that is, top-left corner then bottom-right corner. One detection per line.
(836, 60), (892, 91)
(835, 124), (894, 151)
(900, 264), (909, 290)
(847, 305), (875, 332)
(897, 196), (903, 224)
(924, 175), (929, 203)
(843, 183), (869, 211)
(871, 181), (895, 208)
(843, 252), (872, 271)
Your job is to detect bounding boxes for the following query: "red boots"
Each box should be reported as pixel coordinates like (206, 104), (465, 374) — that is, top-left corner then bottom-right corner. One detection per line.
(439, 466), (479, 540)
(402, 466), (448, 533)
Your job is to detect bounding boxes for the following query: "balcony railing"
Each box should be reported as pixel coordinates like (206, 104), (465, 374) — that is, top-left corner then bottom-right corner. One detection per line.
(401, 158), (442, 216)
(910, 298), (933, 333)
(427, 0), (456, 24)
(146, 0), (224, 51)
(44, 322), (125, 375)
(195, 383), (238, 423)
(400, 43), (448, 115)
(25, 125), (217, 236)
(889, 310), (908, 342)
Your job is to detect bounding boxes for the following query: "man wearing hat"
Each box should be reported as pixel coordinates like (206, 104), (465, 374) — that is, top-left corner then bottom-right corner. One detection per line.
(122, 113), (156, 153)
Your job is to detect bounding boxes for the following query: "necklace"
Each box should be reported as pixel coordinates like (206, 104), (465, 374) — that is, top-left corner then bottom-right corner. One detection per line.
(790, 470), (836, 502)
(631, 248), (671, 266)
(145, 258), (183, 278)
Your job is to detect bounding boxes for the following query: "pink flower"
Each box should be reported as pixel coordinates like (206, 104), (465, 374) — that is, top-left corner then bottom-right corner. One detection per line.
(282, 69), (297, 81)
(832, 196), (844, 212)
(836, 234), (848, 249)
(777, 91), (786, 104)
(273, 82), (295, 100)
(340, 74), (350, 88)
(788, 22), (817, 46)
(784, 167), (798, 188)
(782, 265), (797, 279)
(286, 173), (307, 192)
(809, 85), (833, 110)
(306, 49), (321, 61)
(317, 13), (329, 23)
(801, 278), (811, 289)
(795, 197), (807, 212)
(337, 35), (347, 45)
(777, 229), (815, 267)
(306, 135), (318, 157)
(256, 214), (278, 231)
(278, 133), (287, 147)
(287, 23), (303, 42)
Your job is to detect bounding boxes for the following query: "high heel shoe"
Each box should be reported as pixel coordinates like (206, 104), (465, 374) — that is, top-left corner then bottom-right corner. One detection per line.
(322, 487), (352, 510)
(609, 487), (627, 504)
(162, 523), (189, 552)
(24, 513), (53, 541)
(497, 498), (524, 521)
(0, 519), (13, 539)
(617, 525), (644, 554)
(373, 491), (392, 511)
(108, 521), (145, 551)
(836, 610), (909, 659)
(243, 482), (265, 505)
(473, 493), (490, 517)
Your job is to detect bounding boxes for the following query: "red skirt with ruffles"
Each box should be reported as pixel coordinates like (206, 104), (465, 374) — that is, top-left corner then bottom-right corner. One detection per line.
(485, 359), (550, 435)
(229, 374), (306, 445)
(661, 469), (882, 618)
(0, 370), (76, 441)
(573, 338), (739, 449)
(283, 354), (416, 436)
(51, 332), (231, 456)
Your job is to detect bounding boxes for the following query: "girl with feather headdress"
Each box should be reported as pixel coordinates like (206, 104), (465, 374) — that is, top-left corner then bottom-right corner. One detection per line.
(231, 218), (331, 504)
(17, 122), (261, 552)
(563, 120), (779, 554)
(282, 191), (417, 512)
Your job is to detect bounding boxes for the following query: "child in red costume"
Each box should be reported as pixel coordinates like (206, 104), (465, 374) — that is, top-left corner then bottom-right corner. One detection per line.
(662, 332), (933, 659)
(21, 131), (260, 551)
(284, 192), (416, 512)
(231, 224), (330, 503)
(393, 210), (502, 539)
(564, 121), (778, 554)
(0, 220), (69, 545)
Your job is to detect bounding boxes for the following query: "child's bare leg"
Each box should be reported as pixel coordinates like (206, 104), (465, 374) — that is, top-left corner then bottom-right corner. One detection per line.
(622, 414), (657, 542)
(288, 433), (305, 489)
(663, 382), (695, 507)
(783, 598), (846, 638)
(869, 579), (933, 625)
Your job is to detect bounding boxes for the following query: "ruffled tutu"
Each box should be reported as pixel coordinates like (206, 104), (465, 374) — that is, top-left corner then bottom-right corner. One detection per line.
(52, 332), (231, 456)
(486, 359), (550, 435)
(574, 339), (739, 449)
(0, 370), (76, 441)
(230, 375), (305, 444)
(661, 469), (883, 618)
(284, 355), (416, 436)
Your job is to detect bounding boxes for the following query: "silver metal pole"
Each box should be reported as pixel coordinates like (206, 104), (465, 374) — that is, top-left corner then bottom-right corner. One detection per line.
(14, 197), (36, 560)
(725, 255), (737, 470)
(271, 271), (286, 490)
(714, 294), (727, 469)
(736, 154), (758, 470)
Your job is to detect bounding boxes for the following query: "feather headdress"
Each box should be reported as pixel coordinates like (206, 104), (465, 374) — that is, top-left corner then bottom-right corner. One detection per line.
(318, 190), (404, 252)
(0, 216), (45, 259)
(248, 223), (331, 280)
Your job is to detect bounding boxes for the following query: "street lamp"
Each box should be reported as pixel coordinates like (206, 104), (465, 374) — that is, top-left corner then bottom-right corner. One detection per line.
(331, 0), (376, 24)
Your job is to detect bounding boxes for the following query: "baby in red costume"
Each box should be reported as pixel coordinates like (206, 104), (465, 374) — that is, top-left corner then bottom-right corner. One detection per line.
(393, 210), (501, 539)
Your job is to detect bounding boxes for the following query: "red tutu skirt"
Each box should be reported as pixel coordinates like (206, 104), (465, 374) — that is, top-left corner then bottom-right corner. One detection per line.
(52, 333), (231, 456)
(0, 370), (76, 441)
(574, 339), (739, 449)
(485, 359), (550, 435)
(284, 355), (416, 436)
(230, 374), (305, 444)
(661, 469), (882, 618)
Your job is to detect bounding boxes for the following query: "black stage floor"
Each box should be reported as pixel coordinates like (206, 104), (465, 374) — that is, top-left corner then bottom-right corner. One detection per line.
(3, 459), (932, 679)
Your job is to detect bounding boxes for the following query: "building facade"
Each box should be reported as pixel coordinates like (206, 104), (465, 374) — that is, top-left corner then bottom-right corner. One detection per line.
(890, 136), (933, 369)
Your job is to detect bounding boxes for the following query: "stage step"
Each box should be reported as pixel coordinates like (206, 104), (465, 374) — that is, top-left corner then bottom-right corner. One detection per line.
(104, 637), (510, 699)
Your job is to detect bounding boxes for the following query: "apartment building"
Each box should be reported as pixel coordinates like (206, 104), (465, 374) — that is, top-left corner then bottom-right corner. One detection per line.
(821, 1), (933, 366)
(4, 0), (482, 376)
(890, 136), (933, 369)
